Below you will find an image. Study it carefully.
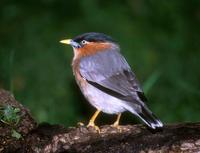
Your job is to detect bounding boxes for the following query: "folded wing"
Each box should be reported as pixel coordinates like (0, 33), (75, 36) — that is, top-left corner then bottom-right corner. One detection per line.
(79, 48), (146, 106)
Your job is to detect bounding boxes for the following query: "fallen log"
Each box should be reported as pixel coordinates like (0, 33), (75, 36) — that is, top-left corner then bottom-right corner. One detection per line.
(0, 89), (200, 153)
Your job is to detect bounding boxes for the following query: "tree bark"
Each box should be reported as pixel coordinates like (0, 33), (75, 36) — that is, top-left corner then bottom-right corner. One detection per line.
(0, 89), (200, 153)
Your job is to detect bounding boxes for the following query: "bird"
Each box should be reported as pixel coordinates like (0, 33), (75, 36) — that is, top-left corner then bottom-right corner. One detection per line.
(60, 32), (163, 131)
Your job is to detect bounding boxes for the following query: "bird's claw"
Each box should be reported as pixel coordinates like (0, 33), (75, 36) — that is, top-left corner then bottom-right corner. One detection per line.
(112, 121), (119, 127)
(111, 122), (122, 132)
(87, 122), (100, 133)
(77, 122), (84, 126)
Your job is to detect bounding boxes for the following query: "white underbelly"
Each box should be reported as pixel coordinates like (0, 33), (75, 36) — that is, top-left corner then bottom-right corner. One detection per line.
(81, 83), (126, 114)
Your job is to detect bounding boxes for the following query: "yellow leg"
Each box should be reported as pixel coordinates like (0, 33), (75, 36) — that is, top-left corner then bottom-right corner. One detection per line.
(87, 110), (101, 132)
(112, 113), (121, 127)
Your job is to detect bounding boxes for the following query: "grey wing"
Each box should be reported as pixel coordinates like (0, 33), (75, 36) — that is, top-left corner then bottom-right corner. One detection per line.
(79, 49), (147, 105)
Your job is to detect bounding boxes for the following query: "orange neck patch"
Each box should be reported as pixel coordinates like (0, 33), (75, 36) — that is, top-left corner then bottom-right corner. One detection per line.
(74, 42), (113, 58)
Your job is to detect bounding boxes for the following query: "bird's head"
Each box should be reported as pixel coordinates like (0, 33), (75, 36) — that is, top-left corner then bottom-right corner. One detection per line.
(60, 32), (119, 58)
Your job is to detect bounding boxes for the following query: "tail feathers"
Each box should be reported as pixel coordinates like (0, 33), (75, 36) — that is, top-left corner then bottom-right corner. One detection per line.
(137, 106), (163, 130)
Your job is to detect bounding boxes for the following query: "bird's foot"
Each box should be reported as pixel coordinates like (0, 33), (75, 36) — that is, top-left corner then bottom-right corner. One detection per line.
(111, 121), (122, 132)
(111, 113), (122, 132)
(77, 122), (84, 126)
(87, 121), (100, 133)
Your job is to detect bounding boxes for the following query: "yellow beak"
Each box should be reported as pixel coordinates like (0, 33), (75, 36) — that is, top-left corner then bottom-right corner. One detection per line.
(59, 39), (72, 45)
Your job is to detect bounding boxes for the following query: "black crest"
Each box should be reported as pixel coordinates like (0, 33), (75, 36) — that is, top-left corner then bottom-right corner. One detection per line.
(73, 32), (115, 43)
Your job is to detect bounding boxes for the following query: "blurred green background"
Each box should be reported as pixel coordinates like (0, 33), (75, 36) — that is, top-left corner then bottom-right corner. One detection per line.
(0, 0), (200, 126)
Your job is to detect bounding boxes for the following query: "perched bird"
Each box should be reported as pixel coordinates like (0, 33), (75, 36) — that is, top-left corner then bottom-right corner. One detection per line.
(60, 32), (163, 130)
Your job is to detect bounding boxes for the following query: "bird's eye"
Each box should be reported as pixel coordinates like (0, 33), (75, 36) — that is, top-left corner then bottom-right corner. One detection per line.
(81, 40), (88, 45)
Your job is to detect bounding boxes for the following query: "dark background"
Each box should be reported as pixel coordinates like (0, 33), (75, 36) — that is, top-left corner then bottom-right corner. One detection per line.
(0, 0), (200, 126)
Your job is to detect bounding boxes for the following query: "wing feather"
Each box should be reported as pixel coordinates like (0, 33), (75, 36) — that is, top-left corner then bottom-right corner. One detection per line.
(79, 49), (145, 104)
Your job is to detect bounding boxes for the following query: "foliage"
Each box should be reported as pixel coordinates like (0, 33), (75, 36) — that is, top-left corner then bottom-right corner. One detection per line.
(0, 105), (22, 139)
(11, 129), (22, 140)
(0, 105), (21, 125)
